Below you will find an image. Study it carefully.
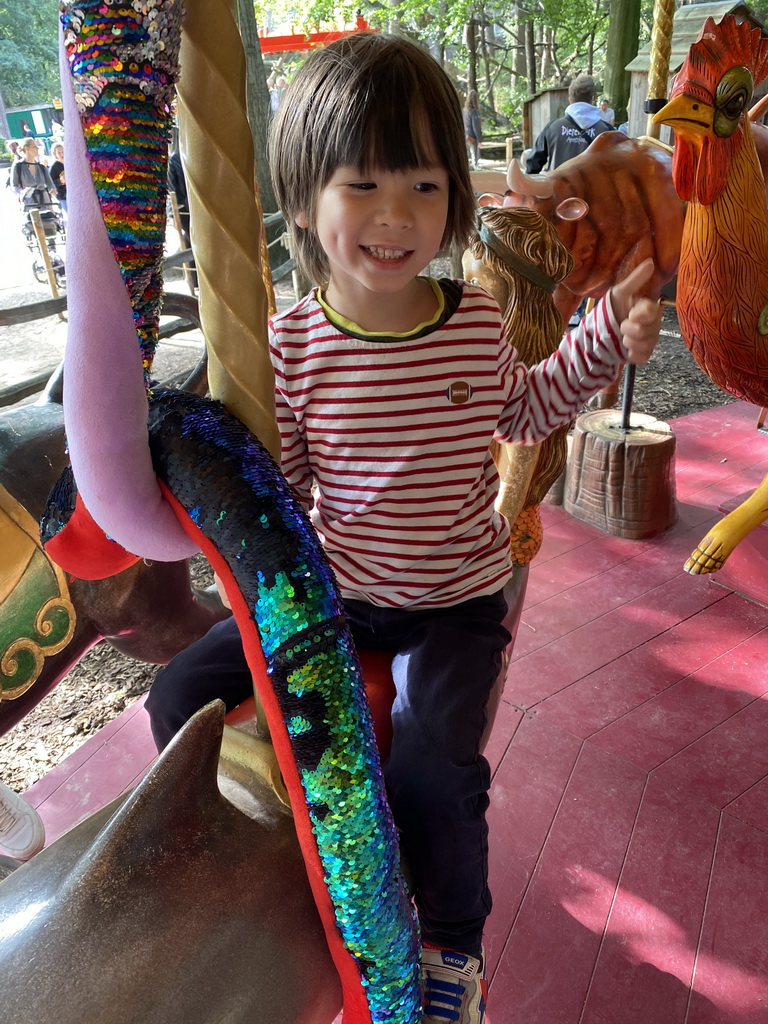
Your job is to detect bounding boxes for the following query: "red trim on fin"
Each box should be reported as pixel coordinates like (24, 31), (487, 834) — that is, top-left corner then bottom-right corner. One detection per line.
(44, 493), (141, 579)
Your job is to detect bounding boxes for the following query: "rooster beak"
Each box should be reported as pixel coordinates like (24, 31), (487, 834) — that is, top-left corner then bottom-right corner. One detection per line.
(654, 94), (714, 136)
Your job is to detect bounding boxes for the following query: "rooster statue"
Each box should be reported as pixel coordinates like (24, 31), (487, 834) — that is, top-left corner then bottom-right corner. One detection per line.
(655, 14), (768, 574)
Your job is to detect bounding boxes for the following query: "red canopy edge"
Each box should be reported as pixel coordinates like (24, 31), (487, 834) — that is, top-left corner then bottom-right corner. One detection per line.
(259, 15), (375, 53)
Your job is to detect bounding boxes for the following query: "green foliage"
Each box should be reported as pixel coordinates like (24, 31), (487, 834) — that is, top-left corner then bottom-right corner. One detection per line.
(537, 0), (607, 62)
(0, 0), (61, 107)
(748, 0), (768, 22)
(250, 0), (647, 135)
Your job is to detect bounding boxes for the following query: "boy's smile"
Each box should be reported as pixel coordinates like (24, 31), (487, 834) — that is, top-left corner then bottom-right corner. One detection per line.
(296, 164), (450, 331)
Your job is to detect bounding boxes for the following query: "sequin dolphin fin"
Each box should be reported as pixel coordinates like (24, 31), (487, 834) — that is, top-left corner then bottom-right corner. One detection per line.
(58, 1), (196, 561)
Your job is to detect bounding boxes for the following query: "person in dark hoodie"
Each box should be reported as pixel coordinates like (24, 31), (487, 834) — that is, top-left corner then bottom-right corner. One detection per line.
(168, 144), (197, 288)
(525, 74), (614, 173)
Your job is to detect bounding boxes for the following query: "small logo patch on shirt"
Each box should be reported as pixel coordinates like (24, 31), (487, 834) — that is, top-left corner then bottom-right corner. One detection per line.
(447, 381), (472, 404)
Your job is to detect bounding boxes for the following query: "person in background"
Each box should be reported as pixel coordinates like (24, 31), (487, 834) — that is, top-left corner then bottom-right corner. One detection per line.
(5, 141), (20, 190)
(525, 74), (614, 173)
(12, 137), (56, 209)
(463, 89), (482, 168)
(168, 144), (197, 288)
(599, 98), (616, 126)
(270, 74), (287, 113)
(50, 142), (67, 216)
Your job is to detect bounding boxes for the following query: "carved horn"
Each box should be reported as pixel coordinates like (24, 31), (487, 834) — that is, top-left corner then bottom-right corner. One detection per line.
(507, 161), (555, 199)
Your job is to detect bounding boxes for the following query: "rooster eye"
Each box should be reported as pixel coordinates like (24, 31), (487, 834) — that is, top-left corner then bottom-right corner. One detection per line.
(714, 65), (753, 137)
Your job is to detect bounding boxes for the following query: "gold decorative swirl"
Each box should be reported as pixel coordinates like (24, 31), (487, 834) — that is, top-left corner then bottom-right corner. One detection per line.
(1, 596), (76, 699)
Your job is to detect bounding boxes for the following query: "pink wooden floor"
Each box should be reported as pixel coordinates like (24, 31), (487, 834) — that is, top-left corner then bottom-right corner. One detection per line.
(24, 401), (768, 1024)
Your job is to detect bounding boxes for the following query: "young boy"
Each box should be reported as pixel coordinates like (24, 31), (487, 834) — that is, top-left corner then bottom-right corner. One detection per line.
(147, 32), (661, 1023)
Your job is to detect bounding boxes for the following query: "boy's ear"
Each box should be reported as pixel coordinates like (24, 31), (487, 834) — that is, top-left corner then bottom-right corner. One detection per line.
(294, 212), (309, 228)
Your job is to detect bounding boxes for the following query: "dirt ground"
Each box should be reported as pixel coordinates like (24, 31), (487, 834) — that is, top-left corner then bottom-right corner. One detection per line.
(0, 292), (738, 792)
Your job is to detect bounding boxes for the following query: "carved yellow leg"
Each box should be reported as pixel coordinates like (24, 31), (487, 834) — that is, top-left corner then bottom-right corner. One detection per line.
(495, 442), (541, 525)
(685, 471), (768, 574)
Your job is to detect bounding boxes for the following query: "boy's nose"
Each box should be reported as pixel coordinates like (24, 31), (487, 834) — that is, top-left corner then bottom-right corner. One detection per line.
(375, 196), (413, 228)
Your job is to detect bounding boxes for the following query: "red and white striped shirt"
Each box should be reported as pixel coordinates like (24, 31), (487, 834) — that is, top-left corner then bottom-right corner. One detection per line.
(268, 280), (624, 608)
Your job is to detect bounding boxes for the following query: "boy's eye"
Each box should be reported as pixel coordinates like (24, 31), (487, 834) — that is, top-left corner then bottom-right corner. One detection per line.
(350, 181), (376, 191)
(415, 182), (440, 193)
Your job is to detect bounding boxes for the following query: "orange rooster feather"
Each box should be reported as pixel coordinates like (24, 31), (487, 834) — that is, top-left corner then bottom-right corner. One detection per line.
(654, 16), (768, 575)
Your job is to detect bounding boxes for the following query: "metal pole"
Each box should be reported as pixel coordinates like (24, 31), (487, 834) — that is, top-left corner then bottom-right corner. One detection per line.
(620, 362), (637, 433)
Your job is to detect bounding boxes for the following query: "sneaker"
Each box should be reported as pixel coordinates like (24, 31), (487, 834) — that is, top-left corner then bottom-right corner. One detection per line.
(0, 781), (45, 860)
(421, 946), (487, 1023)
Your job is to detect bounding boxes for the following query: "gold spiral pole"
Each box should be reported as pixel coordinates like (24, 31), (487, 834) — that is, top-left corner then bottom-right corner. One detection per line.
(646, 0), (676, 139)
(176, 0), (280, 462)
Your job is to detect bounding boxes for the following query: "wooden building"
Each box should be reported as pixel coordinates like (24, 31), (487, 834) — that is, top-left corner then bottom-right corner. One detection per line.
(521, 86), (569, 150)
(625, 0), (767, 140)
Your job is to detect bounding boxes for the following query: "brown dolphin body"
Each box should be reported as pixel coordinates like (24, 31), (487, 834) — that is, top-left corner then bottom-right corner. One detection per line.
(0, 300), (229, 735)
(0, 702), (342, 1024)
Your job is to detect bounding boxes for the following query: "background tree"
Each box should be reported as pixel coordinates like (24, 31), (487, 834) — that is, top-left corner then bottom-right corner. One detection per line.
(0, 0), (60, 110)
(236, 0), (278, 215)
(604, 0), (641, 123)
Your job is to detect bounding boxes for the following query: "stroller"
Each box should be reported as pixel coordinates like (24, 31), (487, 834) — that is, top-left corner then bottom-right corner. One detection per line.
(20, 188), (67, 287)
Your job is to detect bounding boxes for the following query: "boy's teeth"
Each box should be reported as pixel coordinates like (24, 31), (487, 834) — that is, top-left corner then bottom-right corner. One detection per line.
(366, 246), (407, 259)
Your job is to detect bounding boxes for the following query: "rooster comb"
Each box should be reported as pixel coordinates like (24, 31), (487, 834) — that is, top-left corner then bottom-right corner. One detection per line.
(672, 15), (768, 102)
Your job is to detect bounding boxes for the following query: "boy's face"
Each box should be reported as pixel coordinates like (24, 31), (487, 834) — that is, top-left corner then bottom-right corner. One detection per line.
(296, 164), (450, 302)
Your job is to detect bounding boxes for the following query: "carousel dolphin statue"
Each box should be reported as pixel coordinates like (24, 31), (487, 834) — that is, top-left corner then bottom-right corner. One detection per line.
(0, 701), (342, 1024)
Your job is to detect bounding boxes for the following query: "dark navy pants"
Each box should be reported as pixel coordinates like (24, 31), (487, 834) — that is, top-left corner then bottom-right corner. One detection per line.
(145, 590), (511, 956)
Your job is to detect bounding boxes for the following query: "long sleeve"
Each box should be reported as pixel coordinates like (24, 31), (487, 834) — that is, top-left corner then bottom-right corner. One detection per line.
(495, 294), (625, 444)
(269, 327), (314, 512)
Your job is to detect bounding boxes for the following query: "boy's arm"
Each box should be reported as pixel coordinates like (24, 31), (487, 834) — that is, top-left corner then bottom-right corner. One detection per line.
(496, 260), (661, 444)
(268, 332), (314, 512)
(274, 388), (314, 512)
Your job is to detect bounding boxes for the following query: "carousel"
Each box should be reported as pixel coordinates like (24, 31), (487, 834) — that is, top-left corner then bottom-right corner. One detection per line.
(1, 1), (768, 1022)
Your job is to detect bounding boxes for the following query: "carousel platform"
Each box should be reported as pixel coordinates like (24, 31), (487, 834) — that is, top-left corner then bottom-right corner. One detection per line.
(23, 399), (768, 1024)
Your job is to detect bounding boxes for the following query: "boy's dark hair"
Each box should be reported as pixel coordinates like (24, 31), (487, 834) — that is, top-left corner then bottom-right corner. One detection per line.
(268, 33), (475, 285)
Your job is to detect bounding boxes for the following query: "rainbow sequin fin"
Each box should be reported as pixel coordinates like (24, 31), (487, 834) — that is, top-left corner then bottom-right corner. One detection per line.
(61, 0), (184, 380)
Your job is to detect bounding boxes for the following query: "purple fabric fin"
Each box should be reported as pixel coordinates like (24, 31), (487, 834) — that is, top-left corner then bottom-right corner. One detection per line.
(59, 29), (197, 561)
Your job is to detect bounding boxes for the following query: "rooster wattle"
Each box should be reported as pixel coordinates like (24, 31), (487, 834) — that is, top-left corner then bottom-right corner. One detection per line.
(655, 14), (768, 574)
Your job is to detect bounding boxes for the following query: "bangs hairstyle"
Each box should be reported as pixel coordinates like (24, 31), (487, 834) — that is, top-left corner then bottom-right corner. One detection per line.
(268, 33), (475, 285)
